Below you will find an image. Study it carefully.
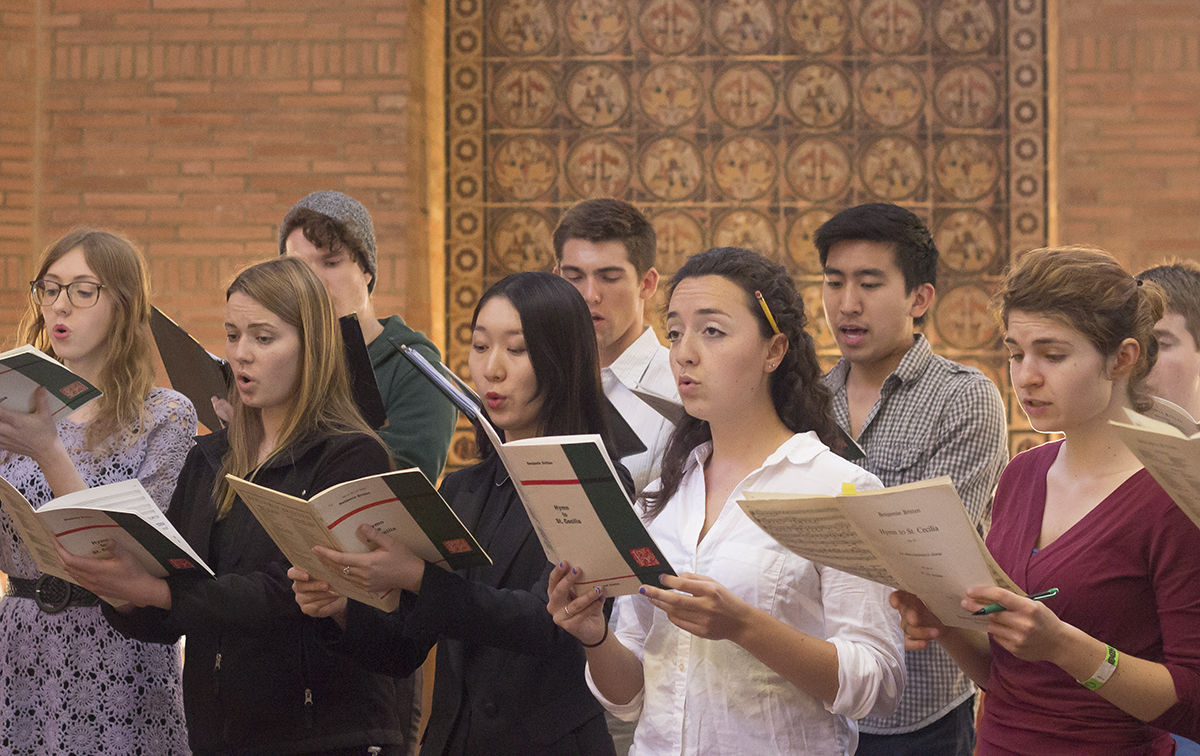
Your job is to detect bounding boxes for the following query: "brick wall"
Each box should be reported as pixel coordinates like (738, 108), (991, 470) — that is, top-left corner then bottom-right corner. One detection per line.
(0, 1), (37, 329)
(0, 0), (425, 356)
(9, 2), (1200, 362)
(1056, 0), (1200, 272)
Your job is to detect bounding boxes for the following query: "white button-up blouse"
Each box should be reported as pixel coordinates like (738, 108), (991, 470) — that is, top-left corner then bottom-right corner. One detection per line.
(586, 432), (907, 755)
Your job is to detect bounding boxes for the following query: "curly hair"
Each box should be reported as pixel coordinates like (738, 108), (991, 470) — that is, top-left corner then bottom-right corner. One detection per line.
(642, 247), (839, 519)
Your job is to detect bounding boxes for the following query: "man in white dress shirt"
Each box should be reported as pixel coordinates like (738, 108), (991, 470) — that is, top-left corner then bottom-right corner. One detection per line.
(1136, 260), (1200, 756)
(554, 199), (679, 497)
(1138, 260), (1200, 421)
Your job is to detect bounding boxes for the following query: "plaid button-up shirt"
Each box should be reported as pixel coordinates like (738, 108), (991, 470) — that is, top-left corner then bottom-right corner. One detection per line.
(823, 334), (1009, 733)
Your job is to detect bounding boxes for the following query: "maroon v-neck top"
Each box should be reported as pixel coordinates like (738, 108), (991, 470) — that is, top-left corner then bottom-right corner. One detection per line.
(979, 441), (1200, 755)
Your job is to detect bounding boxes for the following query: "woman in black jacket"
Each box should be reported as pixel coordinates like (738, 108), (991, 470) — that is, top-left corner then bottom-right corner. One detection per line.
(60, 257), (409, 756)
(290, 272), (619, 756)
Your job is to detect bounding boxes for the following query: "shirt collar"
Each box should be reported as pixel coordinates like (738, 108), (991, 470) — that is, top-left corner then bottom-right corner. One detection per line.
(826, 333), (931, 390)
(892, 333), (932, 385)
(681, 431), (829, 477)
(607, 326), (664, 386)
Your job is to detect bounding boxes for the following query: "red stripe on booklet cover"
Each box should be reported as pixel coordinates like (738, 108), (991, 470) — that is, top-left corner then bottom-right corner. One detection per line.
(327, 497), (398, 529)
(519, 479), (580, 485)
(54, 524), (120, 537)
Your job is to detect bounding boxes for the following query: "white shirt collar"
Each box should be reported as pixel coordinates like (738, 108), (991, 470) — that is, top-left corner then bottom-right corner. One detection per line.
(681, 431), (829, 477)
(608, 326), (666, 387)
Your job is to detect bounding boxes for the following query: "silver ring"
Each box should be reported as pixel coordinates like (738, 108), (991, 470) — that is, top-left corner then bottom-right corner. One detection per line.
(343, 565), (352, 577)
(564, 605), (573, 617)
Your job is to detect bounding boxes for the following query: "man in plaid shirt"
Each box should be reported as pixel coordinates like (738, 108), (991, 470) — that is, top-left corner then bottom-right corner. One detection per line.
(817, 203), (1008, 756)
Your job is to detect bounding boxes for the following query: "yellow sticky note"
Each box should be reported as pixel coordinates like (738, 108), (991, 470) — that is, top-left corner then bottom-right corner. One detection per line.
(841, 482), (857, 496)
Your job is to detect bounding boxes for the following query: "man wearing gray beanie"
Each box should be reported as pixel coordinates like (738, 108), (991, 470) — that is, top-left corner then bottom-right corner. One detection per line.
(279, 190), (456, 753)
(279, 191), (456, 482)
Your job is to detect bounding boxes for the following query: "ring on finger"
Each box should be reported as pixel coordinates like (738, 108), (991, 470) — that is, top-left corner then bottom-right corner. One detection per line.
(564, 605), (573, 617)
(343, 565), (352, 577)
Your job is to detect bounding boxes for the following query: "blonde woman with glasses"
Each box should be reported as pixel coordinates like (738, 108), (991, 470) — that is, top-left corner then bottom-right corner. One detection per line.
(0, 228), (196, 754)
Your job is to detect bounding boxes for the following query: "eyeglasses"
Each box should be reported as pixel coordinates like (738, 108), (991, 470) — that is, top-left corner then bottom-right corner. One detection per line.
(29, 280), (105, 308)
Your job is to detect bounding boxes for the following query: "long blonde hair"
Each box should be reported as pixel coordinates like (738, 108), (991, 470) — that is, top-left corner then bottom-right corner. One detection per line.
(18, 228), (155, 450)
(214, 257), (387, 518)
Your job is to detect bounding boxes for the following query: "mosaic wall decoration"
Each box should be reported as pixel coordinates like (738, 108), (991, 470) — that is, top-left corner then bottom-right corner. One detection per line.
(443, 0), (1048, 466)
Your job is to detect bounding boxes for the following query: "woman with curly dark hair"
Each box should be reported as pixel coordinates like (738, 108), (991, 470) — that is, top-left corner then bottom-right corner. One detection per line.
(549, 247), (906, 755)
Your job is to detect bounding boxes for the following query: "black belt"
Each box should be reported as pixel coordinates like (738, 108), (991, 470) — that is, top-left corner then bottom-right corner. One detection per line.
(5, 575), (100, 613)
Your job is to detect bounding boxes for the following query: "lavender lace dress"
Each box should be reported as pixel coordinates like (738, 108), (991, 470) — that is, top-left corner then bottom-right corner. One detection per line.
(0, 388), (195, 755)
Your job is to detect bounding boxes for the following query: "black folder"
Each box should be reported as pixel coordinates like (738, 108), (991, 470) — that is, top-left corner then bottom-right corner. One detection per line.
(338, 314), (387, 430)
(150, 307), (232, 432)
(393, 339), (648, 460)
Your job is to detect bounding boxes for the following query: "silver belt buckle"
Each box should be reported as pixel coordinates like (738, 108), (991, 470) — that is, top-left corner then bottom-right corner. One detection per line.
(33, 574), (72, 614)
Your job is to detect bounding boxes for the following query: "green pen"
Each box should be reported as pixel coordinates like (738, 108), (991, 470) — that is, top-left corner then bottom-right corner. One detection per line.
(973, 588), (1059, 616)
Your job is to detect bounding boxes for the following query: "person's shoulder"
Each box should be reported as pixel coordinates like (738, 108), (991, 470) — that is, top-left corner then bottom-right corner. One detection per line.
(185, 427), (227, 474)
(375, 315), (441, 357)
(146, 387), (198, 422)
(441, 459), (486, 486)
(915, 353), (1004, 413)
(924, 352), (995, 386)
(1126, 467), (1177, 510)
(439, 456), (497, 496)
(812, 447), (883, 489)
(780, 432), (883, 490)
(319, 429), (388, 455)
(296, 430), (392, 477)
(1003, 440), (1059, 476)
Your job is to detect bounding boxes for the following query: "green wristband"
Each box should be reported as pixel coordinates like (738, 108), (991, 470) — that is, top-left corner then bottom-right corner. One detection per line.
(1080, 644), (1119, 691)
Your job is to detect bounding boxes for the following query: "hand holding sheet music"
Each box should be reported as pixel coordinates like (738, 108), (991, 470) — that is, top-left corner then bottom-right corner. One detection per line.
(229, 469), (490, 612)
(0, 476), (214, 606)
(0, 345), (100, 418)
(739, 477), (1024, 629)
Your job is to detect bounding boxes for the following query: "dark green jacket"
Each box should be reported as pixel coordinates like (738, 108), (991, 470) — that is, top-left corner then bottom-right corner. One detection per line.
(369, 315), (457, 481)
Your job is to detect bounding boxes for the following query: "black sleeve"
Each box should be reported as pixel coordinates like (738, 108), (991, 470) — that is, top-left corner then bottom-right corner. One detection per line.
(333, 595), (437, 679)
(109, 435), (393, 640)
(399, 559), (579, 657)
(104, 443), (210, 644)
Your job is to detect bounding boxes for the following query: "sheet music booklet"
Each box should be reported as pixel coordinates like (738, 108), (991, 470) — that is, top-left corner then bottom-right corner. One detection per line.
(397, 342), (675, 595)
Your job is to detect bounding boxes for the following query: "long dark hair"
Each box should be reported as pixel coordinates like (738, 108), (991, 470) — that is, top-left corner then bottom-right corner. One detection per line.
(642, 247), (839, 519)
(471, 272), (611, 458)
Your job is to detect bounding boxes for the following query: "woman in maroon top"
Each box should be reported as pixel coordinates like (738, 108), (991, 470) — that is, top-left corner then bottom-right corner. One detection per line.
(895, 246), (1200, 755)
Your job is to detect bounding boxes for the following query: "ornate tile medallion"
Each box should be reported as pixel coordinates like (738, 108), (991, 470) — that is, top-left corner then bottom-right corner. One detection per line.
(443, 0), (1049, 465)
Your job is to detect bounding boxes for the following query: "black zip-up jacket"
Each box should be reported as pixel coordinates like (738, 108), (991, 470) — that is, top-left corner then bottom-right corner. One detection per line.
(104, 430), (410, 756)
(334, 453), (624, 756)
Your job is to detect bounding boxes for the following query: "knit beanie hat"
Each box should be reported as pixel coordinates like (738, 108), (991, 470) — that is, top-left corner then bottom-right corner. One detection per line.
(279, 191), (378, 292)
